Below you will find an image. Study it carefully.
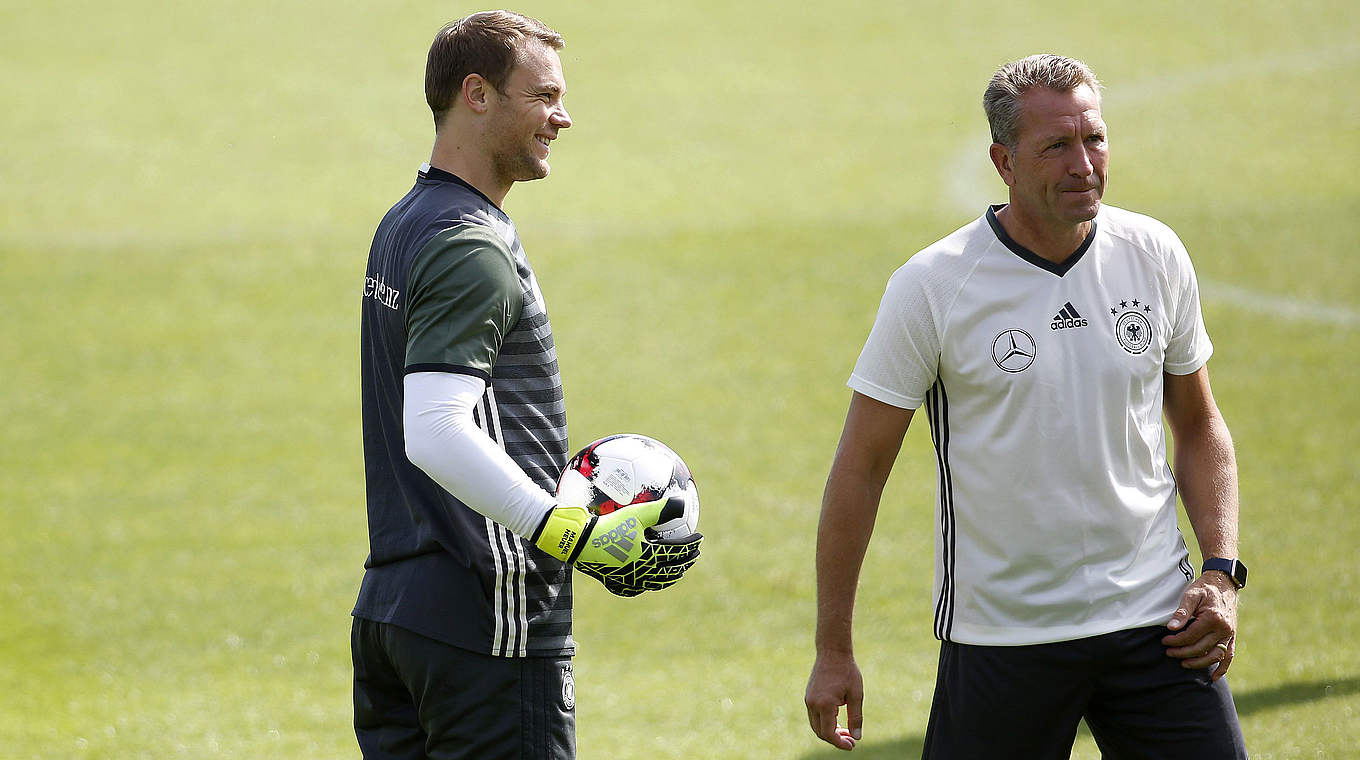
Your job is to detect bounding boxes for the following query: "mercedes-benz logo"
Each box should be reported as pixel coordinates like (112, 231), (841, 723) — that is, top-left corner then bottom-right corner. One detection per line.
(992, 329), (1037, 373)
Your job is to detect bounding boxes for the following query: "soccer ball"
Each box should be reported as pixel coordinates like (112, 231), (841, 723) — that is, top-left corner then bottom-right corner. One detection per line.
(555, 434), (700, 542)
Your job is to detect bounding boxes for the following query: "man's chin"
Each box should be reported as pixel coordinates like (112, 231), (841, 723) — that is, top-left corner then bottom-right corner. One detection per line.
(504, 169), (550, 187)
(1060, 198), (1101, 224)
(519, 161), (551, 182)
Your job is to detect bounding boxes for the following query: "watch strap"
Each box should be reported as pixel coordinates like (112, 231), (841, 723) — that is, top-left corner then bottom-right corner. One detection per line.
(1202, 557), (1247, 589)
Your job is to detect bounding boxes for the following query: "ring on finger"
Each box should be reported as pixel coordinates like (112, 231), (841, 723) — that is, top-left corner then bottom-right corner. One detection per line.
(1214, 642), (1230, 658)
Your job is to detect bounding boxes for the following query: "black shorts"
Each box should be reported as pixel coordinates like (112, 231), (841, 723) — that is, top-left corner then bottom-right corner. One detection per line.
(352, 617), (575, 760)
(922, 626), (1247, 760)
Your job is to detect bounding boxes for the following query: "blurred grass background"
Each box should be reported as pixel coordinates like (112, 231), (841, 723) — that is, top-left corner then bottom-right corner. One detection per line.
(2, 1), (1357, 757)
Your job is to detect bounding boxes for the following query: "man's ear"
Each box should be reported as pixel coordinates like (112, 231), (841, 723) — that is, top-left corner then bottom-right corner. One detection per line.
(462, 73), (492, 114)
(989, 142), (1016, 187)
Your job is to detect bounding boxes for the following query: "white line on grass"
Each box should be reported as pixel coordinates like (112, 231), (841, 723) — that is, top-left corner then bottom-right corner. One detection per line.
(943, 43), (1360, 328)
(1200, 280), (1360, 328)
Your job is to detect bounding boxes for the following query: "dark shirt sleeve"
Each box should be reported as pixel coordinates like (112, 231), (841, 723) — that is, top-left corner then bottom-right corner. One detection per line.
(404, 224), (523, 380)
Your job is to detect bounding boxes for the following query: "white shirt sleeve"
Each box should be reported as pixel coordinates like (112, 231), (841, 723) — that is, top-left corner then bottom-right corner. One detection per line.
(1162, 232), (1214, 375)
(403, 371), (557, 538)
(847, 261), (942, 410)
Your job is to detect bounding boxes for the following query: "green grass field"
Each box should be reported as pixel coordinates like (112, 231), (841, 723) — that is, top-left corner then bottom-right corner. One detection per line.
(3, 1), (1358, 757)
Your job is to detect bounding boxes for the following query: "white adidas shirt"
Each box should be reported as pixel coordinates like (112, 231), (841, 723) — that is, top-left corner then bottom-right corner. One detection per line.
(850, 204), (1213, 646)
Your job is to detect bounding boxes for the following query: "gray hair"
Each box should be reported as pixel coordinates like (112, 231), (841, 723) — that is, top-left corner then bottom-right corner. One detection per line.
(983, 54), (1102, 148)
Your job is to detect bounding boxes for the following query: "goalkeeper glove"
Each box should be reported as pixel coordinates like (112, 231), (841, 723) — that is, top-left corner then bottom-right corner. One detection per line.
(532, 497), (702, 596)
(534, 497), (670, 567)
(574, 529), (702, 597)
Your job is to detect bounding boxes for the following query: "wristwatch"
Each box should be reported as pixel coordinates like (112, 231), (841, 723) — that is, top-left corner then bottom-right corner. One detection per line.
(1202, 558), (1247, 589)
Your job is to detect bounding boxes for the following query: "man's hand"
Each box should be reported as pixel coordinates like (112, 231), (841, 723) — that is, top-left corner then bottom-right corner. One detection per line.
(533, 498), (701, 595)
(1162, 571), (1239, 680)
(805, 652), (864, 751)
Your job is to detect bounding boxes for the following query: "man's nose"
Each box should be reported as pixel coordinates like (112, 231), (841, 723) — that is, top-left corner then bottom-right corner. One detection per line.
(550, 104), (572, 129)
(1070, 144), (1093, 176)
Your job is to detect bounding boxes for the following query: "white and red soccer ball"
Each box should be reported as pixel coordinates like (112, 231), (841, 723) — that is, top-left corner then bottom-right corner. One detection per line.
(555, 434), (700, 541)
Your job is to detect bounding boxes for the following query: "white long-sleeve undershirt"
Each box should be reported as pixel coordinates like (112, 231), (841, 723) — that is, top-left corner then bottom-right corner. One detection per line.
(403, 371), (557, 538)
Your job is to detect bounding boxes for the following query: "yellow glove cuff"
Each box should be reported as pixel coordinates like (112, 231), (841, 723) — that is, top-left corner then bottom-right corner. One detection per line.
(533, 505), (593, 562)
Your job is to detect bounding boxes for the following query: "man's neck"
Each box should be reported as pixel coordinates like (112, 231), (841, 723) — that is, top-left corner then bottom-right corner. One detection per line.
(994, 204), (1092, 264)
(428, 136), (510, 208)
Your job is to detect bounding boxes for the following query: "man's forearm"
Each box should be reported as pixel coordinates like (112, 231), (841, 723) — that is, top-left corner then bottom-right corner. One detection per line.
(1175, 409), (1239, 560)
(1164, 369), (1239, 561)
(814, 394), (915, 653)
(814, 469), (887, 655)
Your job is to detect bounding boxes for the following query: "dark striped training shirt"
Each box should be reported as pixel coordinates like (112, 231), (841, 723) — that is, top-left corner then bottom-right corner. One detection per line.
(354, 164), (572, 657)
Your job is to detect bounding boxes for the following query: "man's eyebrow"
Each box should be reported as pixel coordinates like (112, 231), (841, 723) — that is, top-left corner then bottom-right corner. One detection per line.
(1037, 124), (1102, 144)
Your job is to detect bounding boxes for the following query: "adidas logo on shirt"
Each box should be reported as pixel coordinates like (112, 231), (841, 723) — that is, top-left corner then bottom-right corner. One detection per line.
(1050, 302), (1088, 330)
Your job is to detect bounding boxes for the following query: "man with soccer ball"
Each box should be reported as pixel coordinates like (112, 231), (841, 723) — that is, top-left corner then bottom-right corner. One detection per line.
(352, 12), (700, 759)
(806, 55), (1247, 757)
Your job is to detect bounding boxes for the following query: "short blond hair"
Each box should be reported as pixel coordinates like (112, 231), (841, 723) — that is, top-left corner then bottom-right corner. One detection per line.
(983, 54), (1101, 148)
